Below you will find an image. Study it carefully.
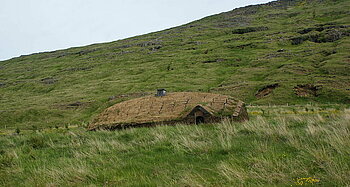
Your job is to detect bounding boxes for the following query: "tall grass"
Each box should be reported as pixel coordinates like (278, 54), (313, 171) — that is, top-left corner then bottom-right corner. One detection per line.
(217, 111), (350, 186)
(0, 110), (349, 186)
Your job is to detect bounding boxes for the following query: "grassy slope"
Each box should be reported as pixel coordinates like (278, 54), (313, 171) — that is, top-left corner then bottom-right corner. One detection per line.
(1, 110), (349, 186)
(0, 0), (349, 129)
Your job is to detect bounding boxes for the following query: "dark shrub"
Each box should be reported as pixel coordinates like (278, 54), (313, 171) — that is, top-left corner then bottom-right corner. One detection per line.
(27, 136), (47, 149)
(232, 26), (268, 34)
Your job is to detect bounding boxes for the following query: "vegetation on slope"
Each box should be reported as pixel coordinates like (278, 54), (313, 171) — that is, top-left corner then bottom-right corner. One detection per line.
(1, 109), (349, 186)
(0, 0), (349, 129)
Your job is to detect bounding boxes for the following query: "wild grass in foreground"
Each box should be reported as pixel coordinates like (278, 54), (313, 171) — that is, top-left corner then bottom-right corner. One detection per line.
(1, 110), (349, 186)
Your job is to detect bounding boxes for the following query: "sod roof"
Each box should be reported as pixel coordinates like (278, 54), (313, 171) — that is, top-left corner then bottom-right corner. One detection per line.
(89, 92), (244, 129)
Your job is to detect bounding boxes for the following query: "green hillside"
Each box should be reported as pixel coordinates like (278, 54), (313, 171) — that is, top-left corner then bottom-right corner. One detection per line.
(0, 0), (349, 129)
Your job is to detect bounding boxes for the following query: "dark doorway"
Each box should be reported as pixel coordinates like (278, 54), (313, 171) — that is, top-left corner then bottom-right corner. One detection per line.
(196, 116), (205, 124)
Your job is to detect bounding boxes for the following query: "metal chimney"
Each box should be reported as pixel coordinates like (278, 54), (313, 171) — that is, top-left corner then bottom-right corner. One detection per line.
(156, 89), (166, 97)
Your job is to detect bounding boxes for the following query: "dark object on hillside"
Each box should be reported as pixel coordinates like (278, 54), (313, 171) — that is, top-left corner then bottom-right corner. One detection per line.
(88, 91), (248, 130)
(15, 128), (20, 135)
(256, 84), (279, 99)
(277, 49), (285, 52)
(294, 84), (321, 97)
(67, 102), (84, 107)
(185, 47), (197, 50)
(0, 83), (5, 87)
(232, 26), (268, 34)
(41, 78), (57, 84)
(166, 64), (174, 71)
(156, 89), (167, 97)
(149, 46), (162, 51)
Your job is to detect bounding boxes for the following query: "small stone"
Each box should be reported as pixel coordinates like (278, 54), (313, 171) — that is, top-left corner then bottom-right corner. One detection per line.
(109, 96), (116, 101)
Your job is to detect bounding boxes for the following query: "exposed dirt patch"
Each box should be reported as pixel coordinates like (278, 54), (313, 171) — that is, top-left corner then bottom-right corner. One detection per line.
(294, 84), (321, 97)
(256, 84), (279, 99)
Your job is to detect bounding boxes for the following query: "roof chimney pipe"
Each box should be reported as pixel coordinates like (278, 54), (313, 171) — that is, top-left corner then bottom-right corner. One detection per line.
(156, 89), (166, 97)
